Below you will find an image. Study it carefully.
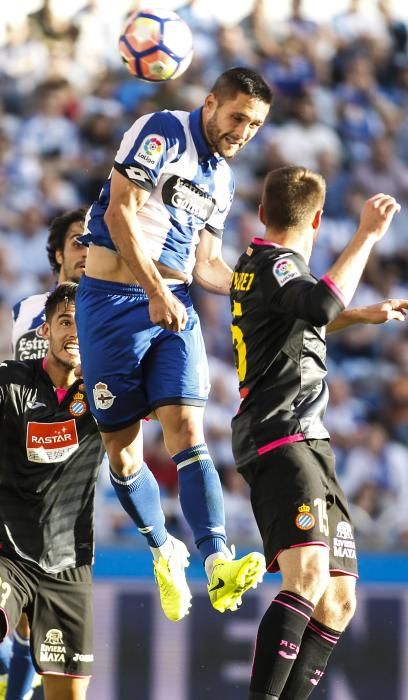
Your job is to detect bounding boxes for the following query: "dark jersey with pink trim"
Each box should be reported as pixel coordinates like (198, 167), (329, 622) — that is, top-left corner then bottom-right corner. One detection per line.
(0, 359), (103, 573)
(230, 238), (345, 467)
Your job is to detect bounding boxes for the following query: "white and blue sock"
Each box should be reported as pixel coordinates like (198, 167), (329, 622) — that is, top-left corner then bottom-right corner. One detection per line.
(173, 444), (228, 562)
(110, 462), (168, 548)
(6, 632), (36, 700)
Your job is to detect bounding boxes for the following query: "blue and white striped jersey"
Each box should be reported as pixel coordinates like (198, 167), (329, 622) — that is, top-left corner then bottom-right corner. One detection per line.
(12, 293), (49, 361)
(84, 108), (235, 276)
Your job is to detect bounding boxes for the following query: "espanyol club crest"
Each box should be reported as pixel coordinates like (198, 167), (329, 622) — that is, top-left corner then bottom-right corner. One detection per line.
(295, 503), (315, 531)
(93, 382), (116, 410)
(69, 391), (87, 417)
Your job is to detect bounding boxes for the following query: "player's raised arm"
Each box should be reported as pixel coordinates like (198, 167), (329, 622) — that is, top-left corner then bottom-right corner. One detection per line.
(323, 193), (401, 307)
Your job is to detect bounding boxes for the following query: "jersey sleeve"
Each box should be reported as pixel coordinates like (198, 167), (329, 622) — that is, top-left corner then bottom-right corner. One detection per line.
(113, 111), (185, 192)
(262, 252), (345, 326)
(205, 166), (235, 239)
(0, 361), (13, 411)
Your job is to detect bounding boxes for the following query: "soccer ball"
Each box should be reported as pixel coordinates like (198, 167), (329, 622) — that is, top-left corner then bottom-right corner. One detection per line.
(118, 8), (193, 82)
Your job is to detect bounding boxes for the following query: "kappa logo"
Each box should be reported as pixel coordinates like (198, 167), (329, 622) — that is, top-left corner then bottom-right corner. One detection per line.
(93, 382), (116, 410)
(40, 629), (66, 664)
(272, 257), (301, 287)
(134, 134), (164, 168)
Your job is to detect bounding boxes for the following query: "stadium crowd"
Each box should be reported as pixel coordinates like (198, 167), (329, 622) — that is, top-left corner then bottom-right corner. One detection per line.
(1, 0), (408, 553)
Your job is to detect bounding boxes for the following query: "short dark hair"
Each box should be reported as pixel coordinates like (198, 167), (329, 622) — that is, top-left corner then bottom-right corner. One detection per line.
(47, 208), (86, 275)
(45, 282), (78, 322)
(262, 166), (326, 230)
(210, 67), (273, 106)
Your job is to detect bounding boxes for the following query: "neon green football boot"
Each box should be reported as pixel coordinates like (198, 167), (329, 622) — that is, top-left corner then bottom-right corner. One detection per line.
(208, 551), (266, 612)
(153, 536), (192, 622)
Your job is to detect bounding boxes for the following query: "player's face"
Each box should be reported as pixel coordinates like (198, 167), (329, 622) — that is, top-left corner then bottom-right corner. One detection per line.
(203, 93), (269, 159)
(57, 222), (87, 283)
(45, 303), (80, 370)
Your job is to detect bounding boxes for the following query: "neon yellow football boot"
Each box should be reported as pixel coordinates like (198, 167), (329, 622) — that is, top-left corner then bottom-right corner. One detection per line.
(153, 536), (192, 622)
(208, 551), (266, 612)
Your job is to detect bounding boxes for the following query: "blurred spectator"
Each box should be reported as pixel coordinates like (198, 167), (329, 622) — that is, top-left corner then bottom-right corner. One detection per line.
(266, 92), (342, 171)
(351, 133), (408, 201)
(0, 18), (49, 108)
(335, 54), (400, 163)
(17, 79), (80, 182)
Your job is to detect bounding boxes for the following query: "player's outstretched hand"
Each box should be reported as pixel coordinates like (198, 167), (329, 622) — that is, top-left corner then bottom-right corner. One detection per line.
(149, 288), (187, 331)
(360, 299), (408, 324)
(358, 193), (401, 240)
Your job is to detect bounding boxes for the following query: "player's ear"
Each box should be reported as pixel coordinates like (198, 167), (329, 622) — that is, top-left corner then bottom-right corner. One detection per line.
(204, 93), (217, 114)
(41, 322), (50, 341)
(55, 249), (63, 265)
(312, 209), (323, 230)
(258, 203), (266, 225)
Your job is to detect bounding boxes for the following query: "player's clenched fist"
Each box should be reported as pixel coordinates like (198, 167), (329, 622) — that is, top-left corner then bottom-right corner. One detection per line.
(148, 288), (187, 331)
(358, 193), (401, 240)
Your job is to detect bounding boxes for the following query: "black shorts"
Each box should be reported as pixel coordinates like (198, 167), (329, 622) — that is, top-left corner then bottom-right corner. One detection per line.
(0, 556), (93, 677)
(238, 439), (358, 577)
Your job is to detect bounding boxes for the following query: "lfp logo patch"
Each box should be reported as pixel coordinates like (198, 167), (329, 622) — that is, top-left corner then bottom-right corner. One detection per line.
(272, 258), (301, 287)
(134, 133), (164, 169)
(144, 136), (163, 157)
(295, 503), (315, 531)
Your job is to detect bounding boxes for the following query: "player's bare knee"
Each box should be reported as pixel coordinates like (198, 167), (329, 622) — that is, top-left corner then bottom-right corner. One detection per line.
(300, 565), (330, 603)
(282, 561), (330, 604)
(330, 587), (357, 629)
(43, 675), (89, 700)
(108, 445), (143, 477)
(315, 577), (357, 630)
(163, 418), (204, 454)
(102, 428), (143, 476)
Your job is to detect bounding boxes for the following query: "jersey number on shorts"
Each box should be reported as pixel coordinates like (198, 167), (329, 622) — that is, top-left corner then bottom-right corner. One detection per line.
(0, 578), (11, 607)
(314, 498), (329, 536)
(231, 302), (247, 382)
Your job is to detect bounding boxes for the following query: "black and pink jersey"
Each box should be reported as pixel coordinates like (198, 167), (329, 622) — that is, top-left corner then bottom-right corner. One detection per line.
(230, 237), (345, 468)
(0, 358), (102, 573)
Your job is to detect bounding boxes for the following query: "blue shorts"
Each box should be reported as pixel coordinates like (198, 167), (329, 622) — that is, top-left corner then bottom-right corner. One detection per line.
(76, 275), (210, 431)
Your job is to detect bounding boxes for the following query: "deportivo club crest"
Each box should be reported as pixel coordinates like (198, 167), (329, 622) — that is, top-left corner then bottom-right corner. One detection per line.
(93, 382), (116, 410)
(295, 503), (316, 531)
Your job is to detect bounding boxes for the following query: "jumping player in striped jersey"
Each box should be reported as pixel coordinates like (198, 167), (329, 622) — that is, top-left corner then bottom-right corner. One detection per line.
(76, 67), (273, 621)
